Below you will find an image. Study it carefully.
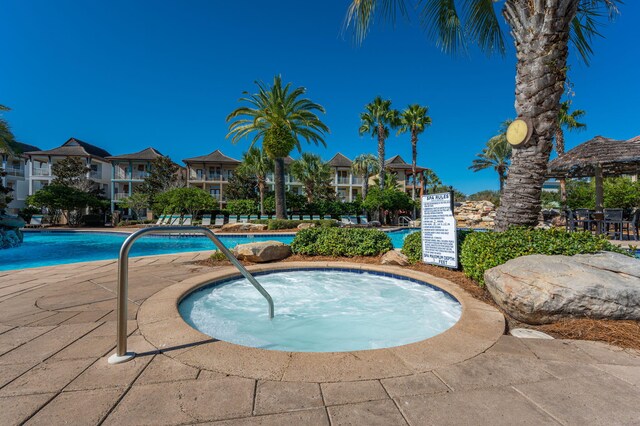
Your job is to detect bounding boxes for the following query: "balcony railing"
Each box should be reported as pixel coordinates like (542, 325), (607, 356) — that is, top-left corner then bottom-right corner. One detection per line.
(32, 168), (50, 177)
(89, 171), (100, 179)
(113, 193), (130, 201)
(336, 177), (349, 185)
(4, 167), (24, 177)
(351, 177), (363, 185)
(132, 171), (149, 180)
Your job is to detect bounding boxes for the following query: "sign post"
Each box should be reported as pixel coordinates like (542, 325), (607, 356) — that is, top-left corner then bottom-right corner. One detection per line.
(421, 192), (458, 268)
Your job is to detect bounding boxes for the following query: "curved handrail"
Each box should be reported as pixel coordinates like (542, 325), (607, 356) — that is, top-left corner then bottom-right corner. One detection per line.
(108, 226), (274, 365)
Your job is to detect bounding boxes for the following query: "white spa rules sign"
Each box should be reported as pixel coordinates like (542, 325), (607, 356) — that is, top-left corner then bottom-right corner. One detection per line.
(421, 192), (458, 268)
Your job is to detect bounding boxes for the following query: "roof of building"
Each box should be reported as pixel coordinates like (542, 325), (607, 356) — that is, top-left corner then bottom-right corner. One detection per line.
(328, 153), (352, 168)
(0, 141), (41, 156)
(182, 149), (241, 164)
(106, 147), (165, 161)
(283, 155), (295, 165)
(24, 138), (112, 160)
(547, 135), (640, 178)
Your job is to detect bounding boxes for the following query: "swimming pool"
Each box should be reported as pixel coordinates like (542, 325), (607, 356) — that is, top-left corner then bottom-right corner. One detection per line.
(1, 229), (418, 271)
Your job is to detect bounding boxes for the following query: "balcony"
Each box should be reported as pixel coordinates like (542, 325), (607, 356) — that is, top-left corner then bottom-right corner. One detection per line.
(351, 177), (363, 185)
(32, 168), (50, 177)
(132, 171), (149, 180)
(113, 193), (130, 201)
(89, 171), (100, 179)
(336, 177), (349, 185)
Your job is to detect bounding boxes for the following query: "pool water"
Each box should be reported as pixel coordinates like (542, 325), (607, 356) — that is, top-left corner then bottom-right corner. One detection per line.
(179, 270), (462, 352)
(1, 229), (417, 271)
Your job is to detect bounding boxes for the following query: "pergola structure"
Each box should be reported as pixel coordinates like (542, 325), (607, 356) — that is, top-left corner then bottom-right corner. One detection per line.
(547, 135), (640, 212)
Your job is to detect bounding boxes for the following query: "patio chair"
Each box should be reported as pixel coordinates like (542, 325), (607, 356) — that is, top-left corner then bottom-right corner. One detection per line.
(169, 215), (181, 225)
(603, 208), (624, 240)
(348, 216), (358, 225)
(340, 216), (350, 225)
(239, 215), (249, 223)
(302, 215), (311, 220)
(201, 214), (212, 226)
(359, 215), (369, 225)
(312, 215), (321, 220)
(247, 215), (257, 222)
(227, 215), (238, 224)
(574, 209), (593, 232)
(144, 214), (165, 227)
(181, 215), (193, 226)
(623, 209), (640, 241)
(564, 209), (576, 232)
(214, 215), (225, 226)
(322, 215), (332, 220)
(25, 215), (44, 228)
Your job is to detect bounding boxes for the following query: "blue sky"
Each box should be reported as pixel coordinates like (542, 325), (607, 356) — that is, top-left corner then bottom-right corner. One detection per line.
(2, 1), (639, 194)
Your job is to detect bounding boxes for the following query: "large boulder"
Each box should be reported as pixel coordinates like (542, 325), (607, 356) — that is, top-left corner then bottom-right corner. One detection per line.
(484, 252), (640, 324)
(220, 223), (267, 232)
(233, 241), (291, 263)
(381, 250), (410, 266)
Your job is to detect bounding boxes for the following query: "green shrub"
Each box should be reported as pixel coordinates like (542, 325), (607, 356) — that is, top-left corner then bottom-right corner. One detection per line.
(226, 199), (258, 215)
(291, 228), (392, 257)
(249, 219), (339, 230)
(401, 229), (474, 264)
(460, 227), (630, 286)
(210, 251), (227, 261)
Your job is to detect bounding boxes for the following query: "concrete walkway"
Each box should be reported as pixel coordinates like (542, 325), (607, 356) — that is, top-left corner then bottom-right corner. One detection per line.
(1, 254), (640, 425)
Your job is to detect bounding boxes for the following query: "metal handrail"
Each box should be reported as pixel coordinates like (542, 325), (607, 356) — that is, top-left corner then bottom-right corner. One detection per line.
(107, 226), (274, 365)
(398, 216), (411, 227)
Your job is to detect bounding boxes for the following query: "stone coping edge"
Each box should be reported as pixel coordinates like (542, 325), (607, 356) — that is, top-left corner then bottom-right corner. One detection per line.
(138, 262), (505, 382)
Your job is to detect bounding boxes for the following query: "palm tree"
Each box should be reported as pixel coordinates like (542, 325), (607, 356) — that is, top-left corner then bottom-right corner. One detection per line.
(398, 104), (432, 202)
(226, 76), (329, 219)
(373, 171), (401, 191)
(351, 153), (379, 200)
(239, 147), (274, 215)
(469, 121), (513, 192)
(0, 105), (16, 154)
(359, 97), (399, 190)
(555, 100), (587, 203)
(344, 0), (620, 231)
(290, 153), (332, 203)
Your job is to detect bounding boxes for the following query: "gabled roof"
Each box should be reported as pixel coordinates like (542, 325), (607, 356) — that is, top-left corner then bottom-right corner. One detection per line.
(0, 141), (41, 156)
(328, 153), (352, 168)
(182, 149), (241, 164)
(24, 138), (112, 160)
(283, 155), (295, 165)
(107, 147), (165, 161)
(385, 155), (408, 165)
(385, 154), (426, 172)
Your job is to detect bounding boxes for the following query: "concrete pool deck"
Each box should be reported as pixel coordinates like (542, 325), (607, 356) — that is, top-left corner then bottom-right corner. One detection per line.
(1, 253), (640, 425)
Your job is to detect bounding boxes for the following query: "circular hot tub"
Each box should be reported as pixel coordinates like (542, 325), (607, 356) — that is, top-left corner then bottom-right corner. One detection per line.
(178, 269), (462, 352)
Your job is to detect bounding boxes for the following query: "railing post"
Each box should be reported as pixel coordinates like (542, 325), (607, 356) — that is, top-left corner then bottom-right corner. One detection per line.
(108, 226), (274, 365)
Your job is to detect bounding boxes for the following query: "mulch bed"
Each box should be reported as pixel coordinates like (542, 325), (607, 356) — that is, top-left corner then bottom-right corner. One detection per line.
(194, 254), (640, 351)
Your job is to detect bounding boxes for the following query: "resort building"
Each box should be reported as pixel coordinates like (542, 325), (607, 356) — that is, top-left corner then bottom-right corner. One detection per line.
(0, 141), (41, 214)
(24, 138), (112, 197)
(265, 156), (305, 196)
(183, 150), (241, 208)
(385, 155), (426, 197)
(106, 147), (166, 213)
(328, 153), (362, 202)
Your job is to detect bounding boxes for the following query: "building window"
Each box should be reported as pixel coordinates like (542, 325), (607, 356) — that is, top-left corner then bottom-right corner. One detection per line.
(210, 188), (220, 200)
(337, 170), (349, 185)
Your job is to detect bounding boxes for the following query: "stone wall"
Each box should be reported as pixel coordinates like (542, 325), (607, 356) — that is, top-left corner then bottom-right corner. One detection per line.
(454, 201), (496, 229)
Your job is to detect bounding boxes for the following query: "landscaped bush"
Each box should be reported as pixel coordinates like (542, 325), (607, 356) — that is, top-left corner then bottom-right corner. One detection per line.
(291, 227), (392, 257)
(460, 228), (630, 286)
(402, 230), (473, 264)
(249, 219), (339, 230)
(226, 199), (258, 215)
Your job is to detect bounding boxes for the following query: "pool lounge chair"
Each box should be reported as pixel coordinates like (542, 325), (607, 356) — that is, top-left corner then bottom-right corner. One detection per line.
(169, 215), (181, 225)
(228, 215), (238, 224)
(247, 215), (257, 222)
(302, 215), (311, 220)
(145, 215), (166, 227)
(25, 215), (44, 228)
(201, 214), (211, 226)
(239, 215), (249, 223)
(359, 215), (368, 225)
(181, 215), (193, 226)
(348, 216), (358, 225)
(312, 215), (321, 220)
(214, 215), (224, 226)
(322, 215), (332, 220)
(340, 216), (350, 225)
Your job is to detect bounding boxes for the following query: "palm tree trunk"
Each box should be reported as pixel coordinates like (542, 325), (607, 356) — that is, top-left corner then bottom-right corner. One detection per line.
(555, 127), (568, 205)
(274, 157), (286, 219)
(377, 124), (385, 190)
(363, 171), (369, 200)
(495, 0), (577, 231)
(411, 131), (417, 201)
(258, 180), (265, 216)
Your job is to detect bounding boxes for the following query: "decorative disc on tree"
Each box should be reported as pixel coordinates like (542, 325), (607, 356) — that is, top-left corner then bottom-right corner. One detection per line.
(506, 118), (533, 148)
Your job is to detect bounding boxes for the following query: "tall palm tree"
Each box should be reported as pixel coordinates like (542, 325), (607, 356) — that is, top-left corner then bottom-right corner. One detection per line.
(469, 121), (513, 192)
(226, 76), (329, 219)
(345, 0), (620, 231)
(290, 153), (332, 203)
(351, 153), (379, 200)
(359, 96), (399, 190)
(239, 147), (274, 215)
(398, 104), (432, 202)
(555, 100), (587, 203)
(0, 105), (16, 154)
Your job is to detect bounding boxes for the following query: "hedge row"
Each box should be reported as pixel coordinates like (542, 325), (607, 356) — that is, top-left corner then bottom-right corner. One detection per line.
(291, 227), (392, 257)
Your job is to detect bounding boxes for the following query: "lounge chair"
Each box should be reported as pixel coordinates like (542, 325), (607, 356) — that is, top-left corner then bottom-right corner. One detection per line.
(201, 214), (212, 226)
(145, 215), (165, 227)
(239, 215), (249, 223)
(214, 215), (225, 226)
(340, 216), (350, 225)
(302, 215), (311, 220)
(348, 216), (358, 225)
(228, 215), (238, 224)
(322, 215), (332, 220)
(169, 215), (181, 225)
(248, 215), (257, 222)
(181, 215), (193, 226)
(359, 215), (368, 225)
(312, 215), (321, 220)
(25, 215), (44, 228)
(160, 214), (172, 225)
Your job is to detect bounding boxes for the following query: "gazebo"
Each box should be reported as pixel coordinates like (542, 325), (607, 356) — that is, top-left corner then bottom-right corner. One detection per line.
(547, 135), (640, 212)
